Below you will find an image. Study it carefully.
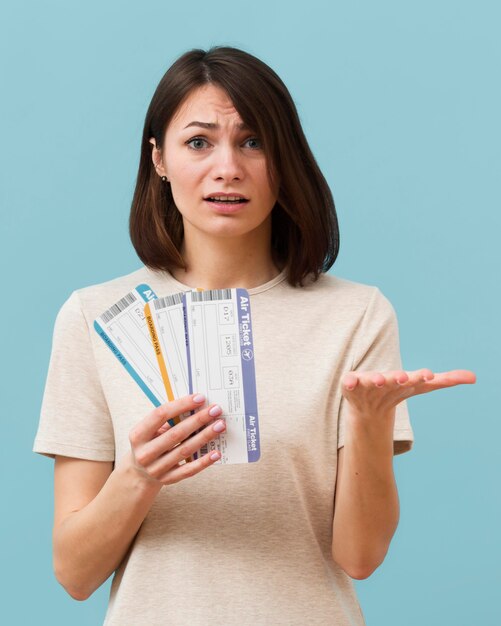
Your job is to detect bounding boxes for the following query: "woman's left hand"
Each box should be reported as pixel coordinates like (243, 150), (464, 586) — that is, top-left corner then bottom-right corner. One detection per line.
(341, 368), (477, 420)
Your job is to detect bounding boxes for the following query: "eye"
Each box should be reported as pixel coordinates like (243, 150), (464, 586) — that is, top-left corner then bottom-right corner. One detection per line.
(186, 136), (210, 150)
(185, 135), (262, 151)
(244, 137), (262, 149)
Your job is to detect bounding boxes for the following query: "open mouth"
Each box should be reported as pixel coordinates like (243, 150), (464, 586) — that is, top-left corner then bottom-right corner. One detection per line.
(205, 197), (249, 204)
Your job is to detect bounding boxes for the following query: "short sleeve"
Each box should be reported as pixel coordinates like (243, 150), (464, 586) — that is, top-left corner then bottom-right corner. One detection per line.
(337, 288), (414, 455)
(33, 291), (115, 461)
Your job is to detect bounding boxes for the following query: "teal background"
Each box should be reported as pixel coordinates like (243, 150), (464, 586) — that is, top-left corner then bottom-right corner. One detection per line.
(1, 0), (498, 624)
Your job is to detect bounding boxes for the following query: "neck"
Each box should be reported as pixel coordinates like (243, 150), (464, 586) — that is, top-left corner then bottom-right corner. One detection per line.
(171, 223), (281, 290)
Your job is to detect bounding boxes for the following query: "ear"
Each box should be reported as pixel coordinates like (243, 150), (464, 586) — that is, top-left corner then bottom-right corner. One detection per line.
(149, 138), (169, 180)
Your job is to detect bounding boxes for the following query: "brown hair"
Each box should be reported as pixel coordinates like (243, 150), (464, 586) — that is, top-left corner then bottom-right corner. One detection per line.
(129, 45), (339, 286)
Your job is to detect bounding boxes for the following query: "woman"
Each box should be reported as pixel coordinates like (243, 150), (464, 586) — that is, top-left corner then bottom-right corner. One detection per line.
(34, 46), (475, 625)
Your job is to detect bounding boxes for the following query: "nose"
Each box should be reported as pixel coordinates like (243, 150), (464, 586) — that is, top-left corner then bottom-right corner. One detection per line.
(212, 144), (244, 182)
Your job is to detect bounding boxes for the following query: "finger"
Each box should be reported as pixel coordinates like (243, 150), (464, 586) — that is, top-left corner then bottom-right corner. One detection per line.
(134, 404), (223, 467)
(411, 368), (435, 382)
(371, 372), (386, 388)
(390, 370), (409, 385)
(155, 409), (192, 437)
(342, 372), (359, 391)
(419, 369), (476, 390)
(396, 368), (476, 400)
(155, 421), (172, 437)
(351, 371), (387, 388)
(371, 370), (409, 387)
(402, 368), (435, 386)
(146, 417), (227, 478)
(159, 449), (222, 486)
(438, 369), (476, 384)
(172, 418), (226, 467)
(130, 393), (206, 444)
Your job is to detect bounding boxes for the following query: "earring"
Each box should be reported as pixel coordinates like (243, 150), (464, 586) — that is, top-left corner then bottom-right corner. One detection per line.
(161, 175), (169, 183)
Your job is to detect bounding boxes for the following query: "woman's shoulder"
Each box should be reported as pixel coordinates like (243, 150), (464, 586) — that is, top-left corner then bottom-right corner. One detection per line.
(295, 272), (397, 319)
(314, 272), (376, 292)
(79, 263), (150, 301)
(56, 266), (153, 324)
(303, 271), (380, 301)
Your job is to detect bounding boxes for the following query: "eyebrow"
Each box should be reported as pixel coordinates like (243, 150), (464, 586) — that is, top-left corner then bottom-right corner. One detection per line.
(183, 121), (251, 131)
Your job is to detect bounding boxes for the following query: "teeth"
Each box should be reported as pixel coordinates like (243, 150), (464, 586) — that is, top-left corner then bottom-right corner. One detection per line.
(209, 195), (245, 202)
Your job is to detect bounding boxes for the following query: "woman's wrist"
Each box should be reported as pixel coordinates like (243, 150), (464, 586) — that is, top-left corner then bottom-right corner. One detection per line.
(344, 409), (396, 461)
(115, 452), (164, 497)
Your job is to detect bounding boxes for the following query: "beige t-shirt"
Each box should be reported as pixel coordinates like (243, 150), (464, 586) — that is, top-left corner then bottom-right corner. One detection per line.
(34, 266), (413, 626)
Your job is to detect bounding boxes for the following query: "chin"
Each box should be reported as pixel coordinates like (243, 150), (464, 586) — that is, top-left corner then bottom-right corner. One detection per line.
(207, 225), (257, 239)
(196, 217), (269, 239)
(181, 210), (273, 242)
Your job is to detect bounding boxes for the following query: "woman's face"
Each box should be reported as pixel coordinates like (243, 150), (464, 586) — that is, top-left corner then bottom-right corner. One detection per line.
(152, 84), (279, 242)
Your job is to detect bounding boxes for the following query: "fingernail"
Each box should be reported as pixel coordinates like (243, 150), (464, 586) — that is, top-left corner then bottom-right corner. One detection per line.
(212, 419), (226, 432)
(209, 405), (222, 417)
(210, 451), (221, 461)
(193, 394), (205, 403)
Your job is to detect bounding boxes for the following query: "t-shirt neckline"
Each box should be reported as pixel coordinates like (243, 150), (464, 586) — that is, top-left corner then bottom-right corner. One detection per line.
(147, 266), (288, 295)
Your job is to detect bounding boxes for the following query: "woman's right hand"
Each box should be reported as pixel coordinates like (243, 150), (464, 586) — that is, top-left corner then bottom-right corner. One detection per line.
(127, 393), (225, 486)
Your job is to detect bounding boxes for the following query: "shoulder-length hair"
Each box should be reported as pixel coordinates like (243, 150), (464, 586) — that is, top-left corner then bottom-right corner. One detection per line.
(130, 45), (339, 287)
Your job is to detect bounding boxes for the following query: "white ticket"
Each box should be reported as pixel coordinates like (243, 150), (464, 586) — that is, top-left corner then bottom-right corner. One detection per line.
(93, 284), (166, 406)
(144, 292), (189, 401)
(184, 288), (260, 464)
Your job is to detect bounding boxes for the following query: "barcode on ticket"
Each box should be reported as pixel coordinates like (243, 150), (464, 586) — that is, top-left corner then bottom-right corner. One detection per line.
(100, 292), (138, 323)
(191, 288), (232, 302)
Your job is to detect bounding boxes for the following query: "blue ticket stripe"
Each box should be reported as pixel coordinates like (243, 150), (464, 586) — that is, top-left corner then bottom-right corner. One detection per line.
(93, 284), (163, 409)
(237, 288), (260, 462)
(136, 284), (157, 303)
(93, 321), (161, 407)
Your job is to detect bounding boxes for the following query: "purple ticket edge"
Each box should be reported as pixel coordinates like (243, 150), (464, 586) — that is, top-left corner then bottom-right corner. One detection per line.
(183, 292), (200, 459)
(237, 288), (260, 462)
(183, 292), (193, 395)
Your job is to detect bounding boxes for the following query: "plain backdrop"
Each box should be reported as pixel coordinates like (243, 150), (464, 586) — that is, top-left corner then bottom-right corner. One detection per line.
(1, 1), (499, 624)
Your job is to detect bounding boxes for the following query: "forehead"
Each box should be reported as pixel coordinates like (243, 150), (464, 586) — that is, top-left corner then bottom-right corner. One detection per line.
(170, 84), (242, 128)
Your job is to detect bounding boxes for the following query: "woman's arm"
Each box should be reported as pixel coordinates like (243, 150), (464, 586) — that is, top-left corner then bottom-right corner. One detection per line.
(332, 413), (398, 579)
(53, 455), (160, 600)
(53, 394), (226, 600)
(332, 367), (476, 579)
